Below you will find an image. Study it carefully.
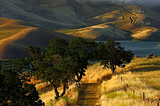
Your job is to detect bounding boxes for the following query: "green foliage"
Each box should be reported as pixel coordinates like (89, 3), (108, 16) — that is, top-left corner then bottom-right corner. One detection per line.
(25, 37), (98, 99)
(25, 37), (133, 99)
(98, 39), (134, 73)
(0, 59), (44, 105)
(106, 92), (123, 99)
(127, 93), (137, 99)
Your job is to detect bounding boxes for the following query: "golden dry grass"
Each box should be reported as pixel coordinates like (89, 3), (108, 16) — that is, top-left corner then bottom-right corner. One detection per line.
(37, 62), (113, 106)
(38, 83), (78, 106)
(54, 5), (160, 40)
(0, 0), (74, 28)
(36, 57), (160, 106)
(100, 71), (160, 106)
(100, 57), (160, 106)
(55, 24), (111, 39)
(0, 26), (36, 60)
(0, 17), (71, 60)
(55, 23), (129, 40)
(81, 62), (113, 83)
(0, 18), (30, 41)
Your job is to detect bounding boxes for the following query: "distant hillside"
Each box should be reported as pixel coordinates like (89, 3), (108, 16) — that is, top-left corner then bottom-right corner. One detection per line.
(1, 0), (160, 41)
(0, 0), (127, 29)
(0, 17), (71, 60)
(0, 0), (87, 29)
(55, 5), (160, 40)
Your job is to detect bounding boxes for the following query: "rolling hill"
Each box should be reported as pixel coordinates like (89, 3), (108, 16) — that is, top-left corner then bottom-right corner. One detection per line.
(54, 4), (160, 40)
(0, 0), (160, 60)
(0, 17), (71, 60)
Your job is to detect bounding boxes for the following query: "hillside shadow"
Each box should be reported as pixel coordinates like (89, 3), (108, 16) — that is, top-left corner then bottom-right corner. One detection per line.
(37, 84), (53, 95)
(95, 26), (133, 41)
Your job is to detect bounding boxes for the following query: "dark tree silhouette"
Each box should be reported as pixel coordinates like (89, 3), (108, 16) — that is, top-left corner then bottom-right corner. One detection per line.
(25, 37), (97, 99)
(0, 59), (44, 105)
(98, 39), (134, 73)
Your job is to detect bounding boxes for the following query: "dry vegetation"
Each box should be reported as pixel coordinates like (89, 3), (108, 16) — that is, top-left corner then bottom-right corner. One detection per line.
(101, 57), (160, 106)
(36, 57), (160, 106)
(0, 17), (71, 60)
(37, 82), (79, 106)
(0, 17), (36, 59)
(54, 5), (160, 41)
(0, 18), (29, 41)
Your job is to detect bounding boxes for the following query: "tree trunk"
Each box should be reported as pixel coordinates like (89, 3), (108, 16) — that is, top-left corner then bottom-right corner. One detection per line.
(49, 80), (59, 99)
(60, 83), (67, 97)
(76, 73), (82, 82)
(111, 65), (116, 73)
(53, 85), (59, 99)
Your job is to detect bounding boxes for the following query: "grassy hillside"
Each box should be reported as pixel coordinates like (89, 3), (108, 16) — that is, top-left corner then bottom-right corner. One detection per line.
(101, 57), (160, 106)
(35, 57), (160, 105)
(1, 0), (160, 40)
(54, 4), (160, 40)
(0, 17), (71, 60)
(0, 0), (85, 29)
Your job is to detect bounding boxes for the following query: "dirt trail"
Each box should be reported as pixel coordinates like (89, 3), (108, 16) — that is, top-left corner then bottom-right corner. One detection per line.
(121, 6), (136, 24)
(129, 16), (134, 24)
(75, 83), (101, 106)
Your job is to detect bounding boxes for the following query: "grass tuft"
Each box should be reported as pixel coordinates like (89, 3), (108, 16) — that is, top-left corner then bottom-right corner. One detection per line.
(106, 92), (123, 99)
(127, 92), (137, 99)
(117, 102), (127, 106)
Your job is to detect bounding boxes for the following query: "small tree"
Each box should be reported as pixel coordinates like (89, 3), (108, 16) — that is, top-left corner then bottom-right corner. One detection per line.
(25, 37), (98, 99)
(0, 59), (44, 105)
(98, 39), (134, 73)
(68, 37), (98, 82)
(26, 38), (76, 99)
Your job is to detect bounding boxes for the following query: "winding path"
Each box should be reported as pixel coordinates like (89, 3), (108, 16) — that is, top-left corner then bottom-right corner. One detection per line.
(121, 6), (136, 25)
(129, 16), (134, 24)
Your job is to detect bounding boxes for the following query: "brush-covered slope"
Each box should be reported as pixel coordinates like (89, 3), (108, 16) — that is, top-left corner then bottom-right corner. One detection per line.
(0, 17), (70, 60)
(55, 4), (160, 40)
(0, 0), (87, 29)
(0, 0), (160, 41)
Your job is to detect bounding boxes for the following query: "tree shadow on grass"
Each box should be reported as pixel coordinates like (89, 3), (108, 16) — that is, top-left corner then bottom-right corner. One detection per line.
(37, 84), (53, 95)
(127, 65), (160, 72)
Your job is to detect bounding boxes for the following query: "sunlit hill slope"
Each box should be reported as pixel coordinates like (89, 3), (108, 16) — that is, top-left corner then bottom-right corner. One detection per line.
(55, 5), (160, 41)
(0, 17), (70, 60)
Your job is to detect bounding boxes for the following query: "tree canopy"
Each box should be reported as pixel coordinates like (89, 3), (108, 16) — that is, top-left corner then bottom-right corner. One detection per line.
(25, 38), (134, 99)
(0, 37), (134, 104)
(0, 59), (44, 105)
(98, 39), (134, 73)
(25, 37), (98, 99)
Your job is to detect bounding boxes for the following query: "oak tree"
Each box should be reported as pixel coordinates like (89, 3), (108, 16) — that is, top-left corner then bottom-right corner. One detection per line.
(25, 37), (98, 99)
(0, 59), (44, 105)
(98, 39), (134, 73)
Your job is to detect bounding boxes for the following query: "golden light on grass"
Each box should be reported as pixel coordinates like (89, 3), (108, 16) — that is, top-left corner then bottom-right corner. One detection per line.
(131, 27), (158, 40)
(81, 62), (113, 83)
(0, 27), (36, 60)
(35, 57), (160, 106)
(55, 24), (111, 39)
(100, 57), (160, 106)
(100, 71), (160, 106)
(37, 82), (79, 106)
